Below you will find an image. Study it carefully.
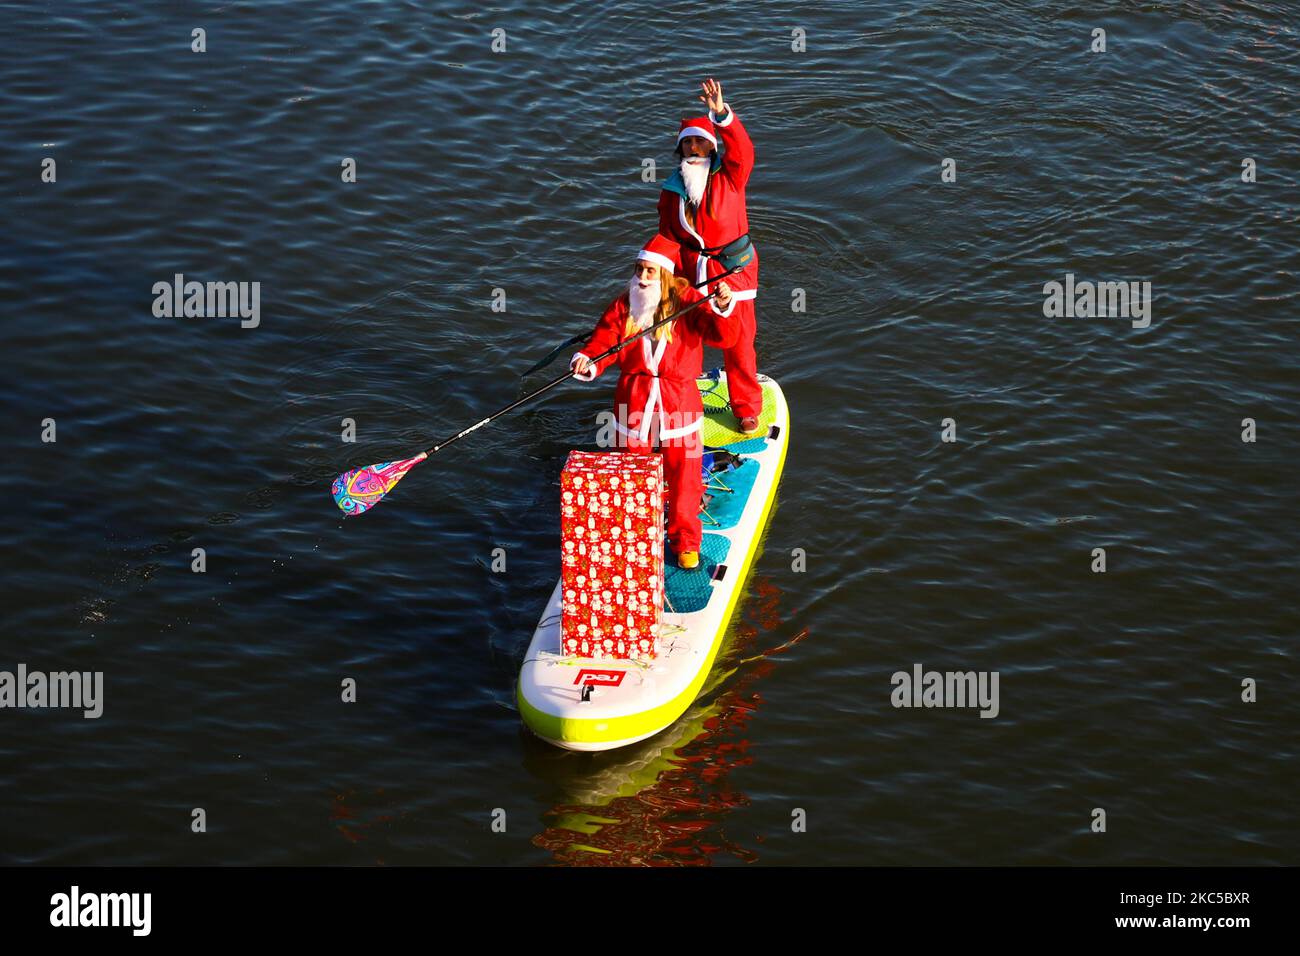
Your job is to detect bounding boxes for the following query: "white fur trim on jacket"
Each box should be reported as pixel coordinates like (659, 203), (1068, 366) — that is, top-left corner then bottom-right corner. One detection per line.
(570, 353), (598, 382)
(677, 197), (706, 253)
(712, 287), (755, 315)
(613, 415), (703, 441)
(709, 104), (734, 128)
(635, 335), (671, 442)
(710, 293), (738, 317)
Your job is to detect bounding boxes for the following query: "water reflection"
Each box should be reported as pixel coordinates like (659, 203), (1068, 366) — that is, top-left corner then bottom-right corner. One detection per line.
(526, 549), (810, 865)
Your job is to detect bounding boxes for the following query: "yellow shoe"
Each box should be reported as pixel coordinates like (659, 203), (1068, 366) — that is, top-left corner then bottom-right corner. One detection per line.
(677, 550), (700, 570)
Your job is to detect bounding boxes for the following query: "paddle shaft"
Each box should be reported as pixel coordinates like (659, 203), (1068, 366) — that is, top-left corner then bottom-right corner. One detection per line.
(520, 263), (745, 376)
(428, 271), (740, 456)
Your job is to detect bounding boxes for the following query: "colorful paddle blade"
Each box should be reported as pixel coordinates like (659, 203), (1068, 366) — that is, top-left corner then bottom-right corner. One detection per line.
(331, 453), (426, 516)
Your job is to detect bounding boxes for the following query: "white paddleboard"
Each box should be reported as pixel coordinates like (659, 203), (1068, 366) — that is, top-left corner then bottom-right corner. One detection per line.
(518, 370), (789, 751)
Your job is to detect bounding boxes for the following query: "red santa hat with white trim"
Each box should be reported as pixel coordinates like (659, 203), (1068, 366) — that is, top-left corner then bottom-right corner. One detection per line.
(675, 115), (718, 150)
(637, 234), (682, 275)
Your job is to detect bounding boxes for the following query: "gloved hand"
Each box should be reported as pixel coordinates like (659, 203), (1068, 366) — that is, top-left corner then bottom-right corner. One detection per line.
(570, 354), (597, 381)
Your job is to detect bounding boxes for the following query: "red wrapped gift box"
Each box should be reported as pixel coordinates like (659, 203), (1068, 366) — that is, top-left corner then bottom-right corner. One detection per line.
(559, 451), (664, 659)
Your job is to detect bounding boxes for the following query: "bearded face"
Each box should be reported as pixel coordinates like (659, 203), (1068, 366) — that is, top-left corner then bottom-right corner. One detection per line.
(679, 154), (710, 206)
(627, 273), (660, 327)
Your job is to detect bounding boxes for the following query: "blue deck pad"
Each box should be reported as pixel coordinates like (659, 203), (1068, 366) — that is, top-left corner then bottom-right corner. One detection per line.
(699, 457), (760, 531)
(664, 533), (730, 613)
(715, 435), (770, 455)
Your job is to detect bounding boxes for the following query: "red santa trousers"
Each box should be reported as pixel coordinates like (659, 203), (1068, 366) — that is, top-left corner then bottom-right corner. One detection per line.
(722, 298), (762, 420)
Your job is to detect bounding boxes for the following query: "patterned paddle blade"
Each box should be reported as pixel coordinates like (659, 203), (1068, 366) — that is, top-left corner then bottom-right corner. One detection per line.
(331, 453), (427, 516)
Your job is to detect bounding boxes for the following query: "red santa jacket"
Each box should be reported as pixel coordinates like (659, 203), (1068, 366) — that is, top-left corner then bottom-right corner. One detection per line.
(572, 286), (740, 442)
(657, 107), (759, 308)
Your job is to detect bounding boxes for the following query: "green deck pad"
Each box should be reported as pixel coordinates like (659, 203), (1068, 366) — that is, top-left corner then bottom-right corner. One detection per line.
(699, 457), (760, 531)
(698, 372), (778, 448)
(712, 435), (769, 454)
(664, 533), (731, 613)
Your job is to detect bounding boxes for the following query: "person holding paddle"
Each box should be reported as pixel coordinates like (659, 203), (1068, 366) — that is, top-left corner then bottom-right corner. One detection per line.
(328, 237), (737, 522)
(658, 77), (763, 434)
(570, 235), (736, 570)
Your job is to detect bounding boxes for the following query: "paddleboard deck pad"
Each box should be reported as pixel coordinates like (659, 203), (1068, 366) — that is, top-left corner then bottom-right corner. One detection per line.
(517, 369), (789, 751)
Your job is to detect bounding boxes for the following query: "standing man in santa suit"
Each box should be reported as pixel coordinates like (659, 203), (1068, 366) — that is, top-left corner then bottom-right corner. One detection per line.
(658, 77), (763, 434)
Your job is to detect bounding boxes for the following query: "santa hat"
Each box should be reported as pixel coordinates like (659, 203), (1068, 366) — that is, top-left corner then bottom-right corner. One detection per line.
(637, 234), (681, 275)
(675, 116), (718, 150)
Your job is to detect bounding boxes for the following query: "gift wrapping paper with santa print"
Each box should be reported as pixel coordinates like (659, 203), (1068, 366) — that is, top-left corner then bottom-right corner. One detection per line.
(559, 451), (665, 659)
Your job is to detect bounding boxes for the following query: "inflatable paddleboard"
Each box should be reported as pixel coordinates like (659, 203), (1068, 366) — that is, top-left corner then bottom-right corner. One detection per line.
(517, 368), (789, 751)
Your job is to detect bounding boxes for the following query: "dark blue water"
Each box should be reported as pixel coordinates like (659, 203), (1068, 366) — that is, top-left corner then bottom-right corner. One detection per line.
(2, 0), (1297, 865)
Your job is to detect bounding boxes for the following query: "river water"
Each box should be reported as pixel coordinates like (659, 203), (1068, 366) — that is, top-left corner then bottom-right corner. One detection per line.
(2, 0), (1296, 865)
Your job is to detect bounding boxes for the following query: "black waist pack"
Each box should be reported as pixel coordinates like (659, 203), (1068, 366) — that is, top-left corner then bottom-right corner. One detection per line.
(701, 234), (754, 272)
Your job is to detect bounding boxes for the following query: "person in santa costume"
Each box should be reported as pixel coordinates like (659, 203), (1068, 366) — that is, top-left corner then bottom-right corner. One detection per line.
(657, 77), (763, 434)
(570, 235), (737, 570)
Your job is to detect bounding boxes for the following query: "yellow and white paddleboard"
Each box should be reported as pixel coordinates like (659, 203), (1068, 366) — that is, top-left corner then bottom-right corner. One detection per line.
(517, 370), (789, 751)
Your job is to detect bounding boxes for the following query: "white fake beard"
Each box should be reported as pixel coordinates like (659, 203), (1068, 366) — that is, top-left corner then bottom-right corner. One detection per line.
(627, 277), (659, 328)
(680, 155), (710, 206)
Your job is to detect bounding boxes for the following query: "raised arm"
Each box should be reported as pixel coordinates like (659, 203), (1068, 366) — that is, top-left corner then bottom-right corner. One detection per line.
(700, 77), (754, 190)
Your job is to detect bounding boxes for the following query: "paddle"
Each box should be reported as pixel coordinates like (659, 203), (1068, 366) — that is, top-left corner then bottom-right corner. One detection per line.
(519, 331), (590, 378)
(331, 277), (738, 516)
(520, 263), (744, 376)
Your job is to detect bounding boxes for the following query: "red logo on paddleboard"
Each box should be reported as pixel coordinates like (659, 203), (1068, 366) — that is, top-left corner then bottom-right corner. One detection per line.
(574, 668), (626, 687)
